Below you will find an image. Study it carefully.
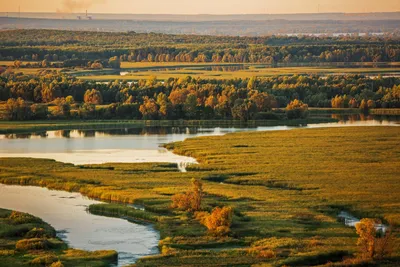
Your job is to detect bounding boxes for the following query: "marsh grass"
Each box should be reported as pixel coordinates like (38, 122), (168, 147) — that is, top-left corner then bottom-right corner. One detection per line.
(0, 127), (399, 266)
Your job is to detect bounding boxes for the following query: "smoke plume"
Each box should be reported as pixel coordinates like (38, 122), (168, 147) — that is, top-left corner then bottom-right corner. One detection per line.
(57, 0), (106, 13)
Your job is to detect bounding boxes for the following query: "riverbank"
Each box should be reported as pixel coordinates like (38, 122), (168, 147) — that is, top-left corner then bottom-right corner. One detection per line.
(0, 118), (336, 135)
(0, 208), (118, 267)
(1, 127), (399, 266)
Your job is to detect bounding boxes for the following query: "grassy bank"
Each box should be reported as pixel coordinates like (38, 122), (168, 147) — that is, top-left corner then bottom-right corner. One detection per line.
(0, 209), (118, 267)
(0, 127), (399, 266)
(0, 118), (336, 134)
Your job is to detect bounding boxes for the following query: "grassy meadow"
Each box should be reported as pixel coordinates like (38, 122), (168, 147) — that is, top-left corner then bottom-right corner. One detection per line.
(0, 126), (399, 266)
(0, 208), (118, 267)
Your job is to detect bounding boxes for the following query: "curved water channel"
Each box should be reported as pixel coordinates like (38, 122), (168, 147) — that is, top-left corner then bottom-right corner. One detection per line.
(0, 116), (399, 266)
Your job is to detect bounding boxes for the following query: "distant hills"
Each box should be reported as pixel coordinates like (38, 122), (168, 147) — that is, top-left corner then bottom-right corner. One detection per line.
(2, 12), (400, 21)
(1, 12), (399, 36)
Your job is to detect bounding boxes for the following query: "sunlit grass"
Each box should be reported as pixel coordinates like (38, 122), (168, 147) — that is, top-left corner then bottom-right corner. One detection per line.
(0, 127), (399, 266)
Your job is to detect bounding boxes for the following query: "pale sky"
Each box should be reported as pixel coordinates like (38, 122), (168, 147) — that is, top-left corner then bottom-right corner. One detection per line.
(2, 0), (400, 14)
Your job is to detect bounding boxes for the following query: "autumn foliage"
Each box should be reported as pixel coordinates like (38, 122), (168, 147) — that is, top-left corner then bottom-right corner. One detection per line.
(286, 99), (309, 119)
(196, 206), (234, 236)
(355, 218), (394, 261)
(171, 178), (203, 212)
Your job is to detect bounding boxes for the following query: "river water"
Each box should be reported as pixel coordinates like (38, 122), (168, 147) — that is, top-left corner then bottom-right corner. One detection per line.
(0, 117), (398, 166)
(0, 184), (159, 267)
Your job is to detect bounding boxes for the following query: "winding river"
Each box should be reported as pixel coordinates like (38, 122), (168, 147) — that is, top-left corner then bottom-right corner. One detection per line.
(0, 116), (398, 266)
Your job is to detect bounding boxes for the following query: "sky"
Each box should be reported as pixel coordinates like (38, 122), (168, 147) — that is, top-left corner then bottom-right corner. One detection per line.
(2, 0), (400, 14)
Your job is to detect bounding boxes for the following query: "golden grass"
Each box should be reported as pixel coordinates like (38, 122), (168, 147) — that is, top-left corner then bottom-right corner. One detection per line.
(0, 127), (399, 266)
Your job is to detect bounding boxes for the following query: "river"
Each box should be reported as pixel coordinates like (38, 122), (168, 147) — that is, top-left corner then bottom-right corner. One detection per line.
(0, 184), (159, 267)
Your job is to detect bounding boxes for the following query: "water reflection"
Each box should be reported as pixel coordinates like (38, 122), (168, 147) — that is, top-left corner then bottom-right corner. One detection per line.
(0, 184), (159, 267)
(0, 117), (398, 165)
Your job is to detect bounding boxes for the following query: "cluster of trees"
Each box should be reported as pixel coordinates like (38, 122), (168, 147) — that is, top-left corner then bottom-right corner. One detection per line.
(1, 71), (399, 121)
(1, 30), (399, 65)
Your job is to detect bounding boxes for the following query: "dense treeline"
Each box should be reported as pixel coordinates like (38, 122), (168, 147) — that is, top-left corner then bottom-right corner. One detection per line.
(0, 30), (399, 65)
(1, 69), (399, 121)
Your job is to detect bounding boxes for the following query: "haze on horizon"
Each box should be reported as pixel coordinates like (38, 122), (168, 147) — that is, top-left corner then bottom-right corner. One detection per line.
(2, 0), (400, 15)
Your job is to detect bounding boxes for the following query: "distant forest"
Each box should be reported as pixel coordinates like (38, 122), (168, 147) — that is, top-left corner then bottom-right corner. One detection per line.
(1, 30), (399, 66)
(0, 16), (399, 36)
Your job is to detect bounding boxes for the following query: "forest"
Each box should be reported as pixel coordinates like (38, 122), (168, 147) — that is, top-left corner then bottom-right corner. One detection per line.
(0, 30), (400, 66)
(1, 69), (399, 121)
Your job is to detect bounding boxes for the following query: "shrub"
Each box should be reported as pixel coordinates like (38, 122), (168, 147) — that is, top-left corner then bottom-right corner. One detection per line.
(196, 206), (234, 236)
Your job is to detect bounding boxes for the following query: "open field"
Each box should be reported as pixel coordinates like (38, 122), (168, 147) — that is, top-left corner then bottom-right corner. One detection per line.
(0, 208), (118, 267)
(0, 127), (399, 266)
(78, 66), (400, 81)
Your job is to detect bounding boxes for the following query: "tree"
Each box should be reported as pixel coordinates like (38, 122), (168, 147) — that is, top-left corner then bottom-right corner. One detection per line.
(13, 60), (22, 69)
(53, 98), (70, 118)
(247, 76), (257, 90)
(108, 56), (121, 69)
(30, 104), (48, 120)
(84, 89), (103, 105)
(156, 92), (170, 119)
(90, 62), (103, 69)
(183, 94), (198, 119)
(286, 99), (308, 119)
(65, 95), (75, 104)
(171, 178), (203, 212)
(139, 97), (158, 119)
(249, 91), (276, 112)
(5, 98), (31, 120)
(356, 219), (394, 261)
(359, 99), (369, 113)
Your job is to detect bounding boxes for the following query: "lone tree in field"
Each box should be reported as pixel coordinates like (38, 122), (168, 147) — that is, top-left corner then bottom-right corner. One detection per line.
(171, 178), (203, 212)
(355, 218), (394, 261)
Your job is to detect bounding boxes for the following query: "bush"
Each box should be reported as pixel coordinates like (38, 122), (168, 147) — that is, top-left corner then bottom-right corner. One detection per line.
(196, 206), (234, 236)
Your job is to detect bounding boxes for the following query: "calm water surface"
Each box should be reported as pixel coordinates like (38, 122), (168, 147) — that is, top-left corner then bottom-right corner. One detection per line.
(0, 184), (159, 267)
(0, 117), (398, 166)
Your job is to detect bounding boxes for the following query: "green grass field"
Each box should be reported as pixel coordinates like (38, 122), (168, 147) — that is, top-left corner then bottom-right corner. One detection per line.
(0, 127), (399, 266)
